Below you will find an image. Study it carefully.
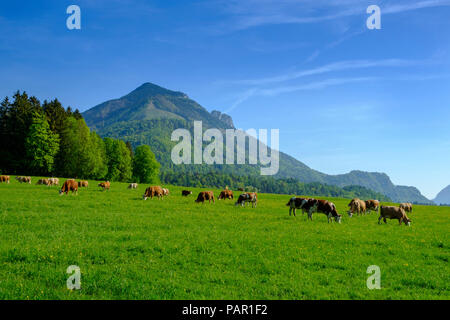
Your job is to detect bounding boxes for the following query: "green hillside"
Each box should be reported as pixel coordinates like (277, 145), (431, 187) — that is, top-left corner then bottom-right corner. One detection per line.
(83, 83), (432, 204)
(84, 83), (231, 131)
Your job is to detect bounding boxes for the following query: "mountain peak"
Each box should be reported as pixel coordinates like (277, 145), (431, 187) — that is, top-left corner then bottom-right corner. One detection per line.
(211, 110), (234, 128)
(128, 82), (188, 99)
(83, 83), (233, 130)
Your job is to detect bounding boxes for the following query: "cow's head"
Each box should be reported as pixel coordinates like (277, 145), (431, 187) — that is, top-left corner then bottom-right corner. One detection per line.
(335, 214), (342, 223)
(404, 217), (411, 226)
(142, 194), (148, 200)
(59, 189), (64, 196)
(286, 197), (296, 206)
(347, 210), (353, 218)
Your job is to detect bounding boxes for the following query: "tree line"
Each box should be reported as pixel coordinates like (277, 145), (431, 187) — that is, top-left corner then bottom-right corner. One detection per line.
(160, 170), (391, 201)
(0, 91), (160, 183)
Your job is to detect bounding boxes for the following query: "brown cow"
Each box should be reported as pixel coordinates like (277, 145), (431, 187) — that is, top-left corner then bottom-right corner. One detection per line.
(78, 181), (89, 188)
(235, 193), (257, 208)
(182, 190), (192, 196)
(98, 181), (110, 191)
(195, 191), (215, 204)
(16, 176), (31, 184)
(128, 183), (138, 189)
(36, 178), (50, 186)
(59, 179), (78, 195)
(365, 200), (380, 214)
(379, 206), (411, 226)
(348, 198), (367, 217)
(0, 175), (10, 183)
(162, 188), (170, 196)
(286, 197), (309, 216)
(399, 203), (413, 213)
(48, 177), (59, 186)
(218, 189), (234, 200)
(143, 186), (163, 200)
(307, 199), (342, 223)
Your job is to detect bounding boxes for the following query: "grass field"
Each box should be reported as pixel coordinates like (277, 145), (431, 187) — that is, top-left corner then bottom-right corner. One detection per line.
(0, 176), (449, 300)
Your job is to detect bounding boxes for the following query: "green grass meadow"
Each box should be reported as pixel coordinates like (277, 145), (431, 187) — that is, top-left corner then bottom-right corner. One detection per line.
(0, 177), (449, 300)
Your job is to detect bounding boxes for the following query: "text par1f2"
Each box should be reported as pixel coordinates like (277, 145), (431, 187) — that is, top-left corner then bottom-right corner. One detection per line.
(66, 5), (382, 31)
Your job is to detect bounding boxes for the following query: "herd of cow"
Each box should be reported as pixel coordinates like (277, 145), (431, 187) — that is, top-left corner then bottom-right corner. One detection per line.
(287, 197), (413, 226)
(0, 175), (413, 226)
(142, 185), (257, 207)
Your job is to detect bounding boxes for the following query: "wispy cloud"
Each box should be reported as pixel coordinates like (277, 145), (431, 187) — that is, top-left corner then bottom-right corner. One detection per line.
(224, 88), (258, 113)
(258, 77), (377, 96)
(383, 0), (450, 14)
(210, 0), (450, 32)
(224, 76), (376, 112)
(224, 58), (421, 86)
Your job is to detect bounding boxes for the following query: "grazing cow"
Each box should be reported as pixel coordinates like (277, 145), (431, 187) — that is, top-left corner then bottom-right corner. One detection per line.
(182, 190), (192, 196)
(218, 189), (234, 200)
(365, 200), (380, 214)
(48, 178), (59, 186)
(36, 178), (50, 186)
(195, 191), (215, 204)
(348, 198), (367, 217)
(16, 176), (31, 184)
(128, 183), (138, 189)
(0, 175), (10, 183)
(162, 188), (170, 196)
(307, 199), (341, 223)
(399, 203), (413, 213)
(297, 198), (319, 216)
(59, 179), (78, 195)
(235, 193), (257, 208)
(143, 186), (163, 200)
(286, 197), (309, 216)
(98, 181), (110, 191)
(78, 181), (89, 188)
(379, 206), (411, 226)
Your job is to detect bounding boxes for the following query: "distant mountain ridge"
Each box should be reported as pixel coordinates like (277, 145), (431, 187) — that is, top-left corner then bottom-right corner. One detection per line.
(83, 82), (432, 204)
(434, 185), (450, 205)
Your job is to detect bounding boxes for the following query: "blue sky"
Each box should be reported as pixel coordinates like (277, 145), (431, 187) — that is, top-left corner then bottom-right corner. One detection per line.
(1, 0), (449, 198)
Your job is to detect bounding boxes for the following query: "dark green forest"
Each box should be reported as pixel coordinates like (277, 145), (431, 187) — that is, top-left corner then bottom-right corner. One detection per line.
(0, 91), (159, 184)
